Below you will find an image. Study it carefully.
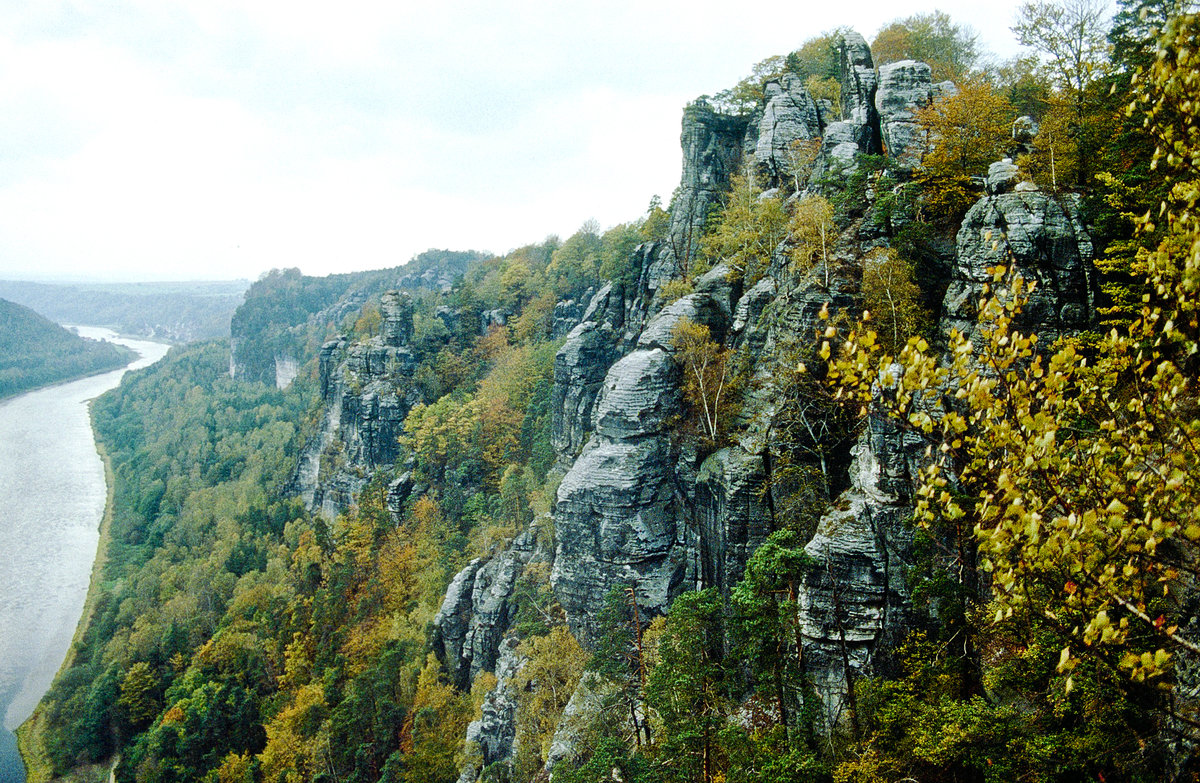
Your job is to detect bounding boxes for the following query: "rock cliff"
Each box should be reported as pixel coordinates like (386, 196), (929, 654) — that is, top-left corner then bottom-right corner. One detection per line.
(292, 291), (422, 516)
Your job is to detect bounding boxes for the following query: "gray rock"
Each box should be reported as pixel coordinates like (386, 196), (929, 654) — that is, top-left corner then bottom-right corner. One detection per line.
(551, 287), (597, 338)
(552, 322), (622, 461)
(694, 448), (772, 594)
(656, 100), (750, 285)
(730, 275), (777, 353)
(591, 349), (680, 441)
(797, 424), (919, 730)
(754, 74), (823, 189)
(986, 158), (1020, 195)
(433, 532), (538, 689)
(551, 283), (629, 464)
(457, 638), (527, 783)
(943, 191), (1096, 343)
(636, 292), (730, 352)
(838, 32), (881, 155)
(435, 305), (462, 335)
(875, 60), (936, 173)
(481, 308), (509, 333)
(380, 290), (414, 347)
(292, 331), (421, 516)
(552, 434), (686, 641)
(1013, 115), (1038, 144)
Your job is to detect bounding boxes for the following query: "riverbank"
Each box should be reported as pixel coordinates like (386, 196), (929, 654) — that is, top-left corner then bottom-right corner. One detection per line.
(0, 347), (136, 404)
(16, 430), (119, 783)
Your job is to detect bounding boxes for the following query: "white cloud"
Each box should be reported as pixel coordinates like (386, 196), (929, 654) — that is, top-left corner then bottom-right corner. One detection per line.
(0, 0), (1103, 282)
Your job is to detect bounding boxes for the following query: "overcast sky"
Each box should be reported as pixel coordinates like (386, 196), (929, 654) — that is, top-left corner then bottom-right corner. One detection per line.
(0, 1), (1066, 283)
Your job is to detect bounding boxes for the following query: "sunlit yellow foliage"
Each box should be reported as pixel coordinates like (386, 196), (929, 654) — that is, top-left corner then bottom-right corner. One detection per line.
(826, 13), (1200, 694)
(512, 626), (588, 778)
(398, 655), (471, 783)
(258, 682), (328, 783)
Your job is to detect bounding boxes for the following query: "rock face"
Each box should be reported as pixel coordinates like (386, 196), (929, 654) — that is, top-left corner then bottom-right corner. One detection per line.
(754, 74), (823, 189)
(551, 284), (626, 466)
(838, 32), (881, 155)
(456, 639), (526, 783)
(291, 292), (423, 517)
(797, 420), (921, 729)
(874, 60), (936, 173)
(380, 290), (414, 347)
(693, 448), (772, 595)
(943, 190), (1096, 343)
(433, 529), (539, 689)
(655, 100), (750, 288)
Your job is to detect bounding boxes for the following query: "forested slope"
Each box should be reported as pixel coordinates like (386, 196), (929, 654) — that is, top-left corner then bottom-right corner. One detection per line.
(0, 280), (249, 344)
(0, 298), (134, 399)
(23, 3), (1200, 782)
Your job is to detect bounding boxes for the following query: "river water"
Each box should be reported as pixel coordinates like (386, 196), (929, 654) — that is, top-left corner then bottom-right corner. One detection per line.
(0, 328), (169, 783)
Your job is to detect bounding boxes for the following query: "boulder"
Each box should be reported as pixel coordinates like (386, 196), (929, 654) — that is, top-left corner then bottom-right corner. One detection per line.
(985, 158), (1020, 195)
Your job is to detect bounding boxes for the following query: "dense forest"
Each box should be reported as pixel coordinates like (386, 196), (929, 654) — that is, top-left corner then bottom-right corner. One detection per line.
(20, 2), (1200, 782)
(0, 299), (135, 398)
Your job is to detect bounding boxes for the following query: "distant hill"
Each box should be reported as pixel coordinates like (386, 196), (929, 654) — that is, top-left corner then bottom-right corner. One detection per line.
(0, 279), (249, 343)
(0, 298), (136, 399)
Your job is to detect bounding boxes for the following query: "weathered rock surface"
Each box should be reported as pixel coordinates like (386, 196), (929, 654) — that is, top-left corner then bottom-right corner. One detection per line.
(291, 292), (423, 516)
(985, 158), (1020, 195)
(433, 529), (539, 690)
(875, 60), (936, 173)
(943, 190), (1096, 342)
(551, 284), (627, 465)
(754, 74), (823, 189)
(553, 434), (685, 641)
(456, 639), (527, 783)
(797, 418), (921, 729)
(838, 32), (881, 155)
(655, 101), (750, 288)
(380, 290), (414, 346)
(694, 448), (772, 594)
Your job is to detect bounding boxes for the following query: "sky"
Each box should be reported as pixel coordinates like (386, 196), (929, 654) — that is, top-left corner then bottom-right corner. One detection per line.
(0, 1), (1069, 283)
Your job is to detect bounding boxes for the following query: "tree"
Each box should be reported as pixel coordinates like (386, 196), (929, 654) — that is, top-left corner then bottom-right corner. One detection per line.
(699, 171), (790, 285)
(827, 11), (1200, 734)
(1014, 0), (1110, 96)
(511, 626), (588, 779)
(1013, 0), (1111, 187)
(788, 195), (836, 286)
(871, 11), (981, 82)
(914, 78), (1015, 221)
(860, 247), (929, 355)
(118, 662), (162, 730)
(729, 530), (815, 739)
(713, 56), (790, 114)
(671, 318), (733, 445)
(644, 589), (730, 783)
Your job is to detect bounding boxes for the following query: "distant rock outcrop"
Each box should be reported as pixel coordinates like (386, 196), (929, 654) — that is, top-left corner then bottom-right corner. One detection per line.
(292, 291), (422, 516)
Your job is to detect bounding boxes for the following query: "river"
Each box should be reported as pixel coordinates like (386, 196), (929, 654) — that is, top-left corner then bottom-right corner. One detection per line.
(0, 328), (170, 783)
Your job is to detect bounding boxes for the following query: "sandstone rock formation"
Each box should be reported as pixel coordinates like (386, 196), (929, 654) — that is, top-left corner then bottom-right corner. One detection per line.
(943, 190), (1096, 343)
(754, 74), (823, 189)
(874, 60), (937, 174)
(291, 291), (423, 516)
